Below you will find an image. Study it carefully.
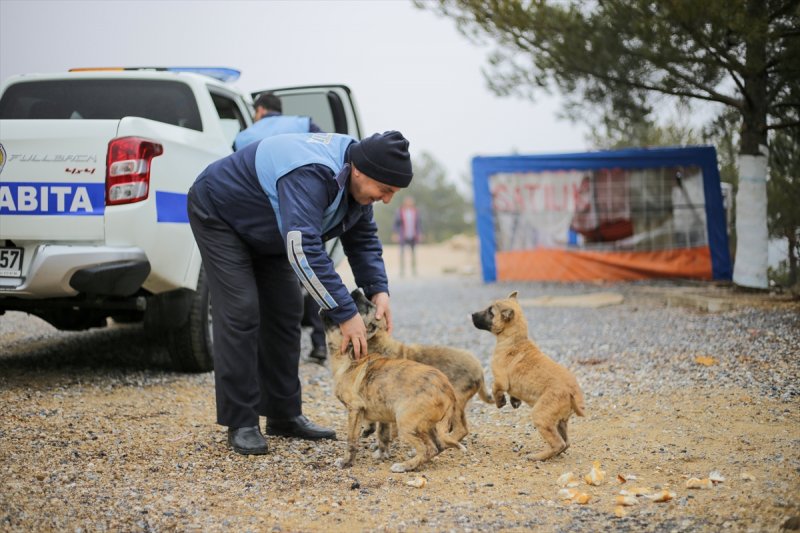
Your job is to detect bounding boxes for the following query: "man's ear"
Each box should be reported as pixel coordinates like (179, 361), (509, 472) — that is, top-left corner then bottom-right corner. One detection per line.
(508, 291), (518, 300)
(501, 308), (515, 322)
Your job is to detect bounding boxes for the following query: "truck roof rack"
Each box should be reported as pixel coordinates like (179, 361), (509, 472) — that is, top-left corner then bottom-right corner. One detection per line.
(68, 67), (241, 83)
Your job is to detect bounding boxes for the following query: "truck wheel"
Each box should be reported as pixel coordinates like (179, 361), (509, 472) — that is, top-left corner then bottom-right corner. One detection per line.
(164, 267), (214, 372)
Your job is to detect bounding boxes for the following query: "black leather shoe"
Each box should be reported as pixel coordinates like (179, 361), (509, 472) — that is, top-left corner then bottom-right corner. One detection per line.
(308, 345), (327, 365)
(266, 415), (336, 440)
(227, 426), (269, 455)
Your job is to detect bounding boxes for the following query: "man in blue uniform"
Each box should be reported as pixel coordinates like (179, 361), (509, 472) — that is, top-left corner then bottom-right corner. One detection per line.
(233, 92), (321, 151)
(187, 130), (412, 455)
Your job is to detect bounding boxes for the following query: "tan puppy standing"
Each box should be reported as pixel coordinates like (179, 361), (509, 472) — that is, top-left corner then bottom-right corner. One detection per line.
(471, 291), (586, 461)
(321, 309), (465, 472)
(351, 289), (493, 442)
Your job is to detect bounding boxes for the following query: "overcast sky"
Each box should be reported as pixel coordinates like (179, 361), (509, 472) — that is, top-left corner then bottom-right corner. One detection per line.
(0, 0), (590, 186)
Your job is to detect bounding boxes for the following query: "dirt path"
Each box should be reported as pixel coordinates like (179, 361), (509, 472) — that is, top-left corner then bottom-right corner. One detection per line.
(1, 361), (796, 532)
(1, 238), (798, 532)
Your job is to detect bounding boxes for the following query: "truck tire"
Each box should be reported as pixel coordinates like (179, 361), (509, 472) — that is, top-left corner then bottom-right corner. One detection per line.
(164, 267), (214, 373)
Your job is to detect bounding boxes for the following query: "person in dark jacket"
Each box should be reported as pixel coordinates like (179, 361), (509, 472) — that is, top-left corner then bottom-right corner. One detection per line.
(187, 130), (412, 455)
(234, 92), (328, 366)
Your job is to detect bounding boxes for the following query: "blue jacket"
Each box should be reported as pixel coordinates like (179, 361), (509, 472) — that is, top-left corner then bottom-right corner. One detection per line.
(191, 133), (387, 324)
(233, 113), (320, 150)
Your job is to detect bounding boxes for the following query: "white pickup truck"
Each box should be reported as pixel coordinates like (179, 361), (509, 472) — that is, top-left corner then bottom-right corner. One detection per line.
(0, 67), (361, 371)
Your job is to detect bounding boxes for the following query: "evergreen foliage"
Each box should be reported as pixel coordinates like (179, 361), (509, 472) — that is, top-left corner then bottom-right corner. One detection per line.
(767, 127), (800, 286)
(419, 0), (799, 284)
(420, 0), (799, 152)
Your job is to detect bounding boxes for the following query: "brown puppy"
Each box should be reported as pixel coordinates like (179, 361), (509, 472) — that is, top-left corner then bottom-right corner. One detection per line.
(322, 310), (464, 472)
(471, 291), (586, 461)
(351, 289), (492, 442)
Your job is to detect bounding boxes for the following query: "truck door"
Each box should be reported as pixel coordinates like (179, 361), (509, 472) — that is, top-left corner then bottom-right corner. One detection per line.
(251, 85), (362, 139)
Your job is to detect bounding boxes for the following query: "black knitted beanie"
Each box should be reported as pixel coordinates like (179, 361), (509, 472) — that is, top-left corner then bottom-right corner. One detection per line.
(349, 130), (413, 188)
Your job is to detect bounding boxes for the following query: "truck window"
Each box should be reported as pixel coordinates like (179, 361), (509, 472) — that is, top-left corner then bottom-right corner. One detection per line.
(0, 79), (203, 131)
(210, 92), (248, 148)
(274, 91), (341, 134)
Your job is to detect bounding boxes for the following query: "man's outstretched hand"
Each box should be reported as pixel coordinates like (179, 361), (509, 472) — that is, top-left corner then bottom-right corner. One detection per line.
(339, 313), (367, 360)
(371, 292), (392, 335)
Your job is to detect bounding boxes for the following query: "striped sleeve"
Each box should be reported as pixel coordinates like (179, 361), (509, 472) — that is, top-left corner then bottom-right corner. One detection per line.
(286, 230), (337, 310)
(276, 164), (358, 324)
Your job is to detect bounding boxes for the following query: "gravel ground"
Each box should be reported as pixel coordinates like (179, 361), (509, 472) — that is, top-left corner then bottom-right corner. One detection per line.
(1, 276), (798, 532)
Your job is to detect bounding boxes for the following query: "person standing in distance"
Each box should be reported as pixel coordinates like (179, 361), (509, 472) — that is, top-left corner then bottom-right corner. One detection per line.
(393, 195), (423, 276)
(187, 130), (413, 455)
(233, 92), (322, 151)
(234, 92), (328, 366)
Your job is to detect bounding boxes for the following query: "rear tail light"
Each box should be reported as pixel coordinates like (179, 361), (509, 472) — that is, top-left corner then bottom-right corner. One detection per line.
(105, 137), (163, 205)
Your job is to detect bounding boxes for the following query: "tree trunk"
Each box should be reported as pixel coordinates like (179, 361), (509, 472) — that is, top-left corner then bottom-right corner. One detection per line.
(732, 0), (770, 289)
(787, 232), (798, 287)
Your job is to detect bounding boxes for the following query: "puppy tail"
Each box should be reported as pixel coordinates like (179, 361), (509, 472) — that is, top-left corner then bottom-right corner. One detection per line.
(571, 391), (586, 417)
(476, 376), (494, 404)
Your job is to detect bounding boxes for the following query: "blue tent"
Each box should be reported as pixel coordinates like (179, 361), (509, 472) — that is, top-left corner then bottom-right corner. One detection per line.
(472, 146), (732, 282)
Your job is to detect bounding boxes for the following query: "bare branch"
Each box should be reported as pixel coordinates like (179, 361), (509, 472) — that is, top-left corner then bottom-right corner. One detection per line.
(768, 120), (800, 130)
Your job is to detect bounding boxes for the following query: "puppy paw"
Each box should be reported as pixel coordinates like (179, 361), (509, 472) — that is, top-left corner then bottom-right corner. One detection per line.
(495, 394), (507, 408)
(372, 448), (389, 460)
(390, 462), (407, 473)
(510, 396), (522, 409)
(530, 450), (556, 462)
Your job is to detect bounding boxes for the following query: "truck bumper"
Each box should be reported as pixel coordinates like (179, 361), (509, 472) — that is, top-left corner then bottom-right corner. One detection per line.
(0, 245), (150, 298)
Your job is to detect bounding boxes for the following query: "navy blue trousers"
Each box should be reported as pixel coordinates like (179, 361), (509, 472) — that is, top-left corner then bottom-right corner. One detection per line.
(187, 187), (303, 428)
(302, 292), (326, 350)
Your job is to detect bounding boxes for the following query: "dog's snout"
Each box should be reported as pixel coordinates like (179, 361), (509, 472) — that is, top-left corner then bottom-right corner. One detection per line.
(471, 311), (490, 331)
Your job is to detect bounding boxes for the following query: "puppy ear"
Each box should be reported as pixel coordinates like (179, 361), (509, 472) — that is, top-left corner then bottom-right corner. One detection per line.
(320, 310), (334, 329)
(508, 291), (518, 299)
(355, 289), (374, 305)
(501, 308), (515, 321)
(350, 288), (365, 301)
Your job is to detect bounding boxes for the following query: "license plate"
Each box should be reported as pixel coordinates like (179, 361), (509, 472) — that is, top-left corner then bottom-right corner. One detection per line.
(0, 247), (24, 277)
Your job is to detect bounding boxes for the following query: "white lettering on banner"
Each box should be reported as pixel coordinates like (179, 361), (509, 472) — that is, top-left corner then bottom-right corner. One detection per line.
(0, 184), (96, 214)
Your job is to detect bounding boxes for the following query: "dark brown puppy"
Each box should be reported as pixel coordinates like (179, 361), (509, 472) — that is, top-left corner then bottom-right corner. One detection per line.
(471, 291), (586, 461)
(351, 289), (492, 442)
(322, 310), (464, 472)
